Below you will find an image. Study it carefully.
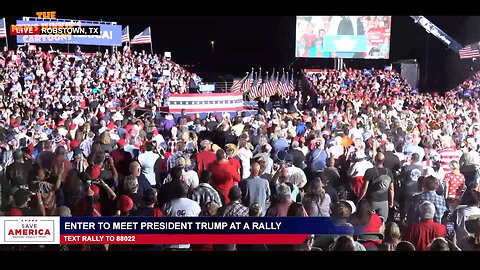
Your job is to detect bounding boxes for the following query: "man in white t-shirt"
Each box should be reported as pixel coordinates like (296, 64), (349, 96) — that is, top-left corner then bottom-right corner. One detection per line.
(162, 181), (201, 250)
(138, 141), (160, 186)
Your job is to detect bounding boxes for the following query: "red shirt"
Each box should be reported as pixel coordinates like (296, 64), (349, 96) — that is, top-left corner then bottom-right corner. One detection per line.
(194, 150), (216, 174)
(402, 219), (447, 251)
(207, 161), (240, 204)
(228, 158), (242, 182)
(444, 173), (465, 201)
(364, 213), (383, 233)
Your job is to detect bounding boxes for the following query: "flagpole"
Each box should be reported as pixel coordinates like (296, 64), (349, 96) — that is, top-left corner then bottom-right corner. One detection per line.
(4, 18), (8, 51)
(149, 27), (153, 55)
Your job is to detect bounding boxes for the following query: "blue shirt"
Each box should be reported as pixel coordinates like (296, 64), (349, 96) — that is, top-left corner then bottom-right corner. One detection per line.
(404, 145), (425, 162)
(272, 138), (290, 154)
(309, 148), (328, 172)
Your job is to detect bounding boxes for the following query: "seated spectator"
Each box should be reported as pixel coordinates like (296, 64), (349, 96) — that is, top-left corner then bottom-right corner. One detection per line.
(402, 201), (447, 251)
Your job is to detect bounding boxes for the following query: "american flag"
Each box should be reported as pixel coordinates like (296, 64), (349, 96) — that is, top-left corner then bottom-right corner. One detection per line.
(0, 18), (6, 38)
(287, 72), (296, 95)
(131, 27), (151, 44)
(264, 72), (277, 97)
(248, 73), (260, 100)
(241, 71), (254, 93)
(230, 73), (248, 92)
(121, 25), (130, 43)
(460, 43), (480, 59)
(278, 72), (288, 96)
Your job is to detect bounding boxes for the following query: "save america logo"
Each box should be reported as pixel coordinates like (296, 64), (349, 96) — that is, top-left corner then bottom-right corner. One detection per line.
(2, 217), (59, 243)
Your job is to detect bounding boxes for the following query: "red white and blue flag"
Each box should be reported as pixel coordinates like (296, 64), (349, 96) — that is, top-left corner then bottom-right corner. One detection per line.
(263, 72), (277, 97)
(131, 27), (151, 44)
(241, 71), (254, 93)
(287, 73), (296, 95)
(460, 43), (480, 59)
(230, 73), (248, 92)
(278, 72), (288, 96)
(168, 92), (244, 113)
(248, 73), (260, 100)
(0, 18), (6, 38)
(121, 25), (130, 43)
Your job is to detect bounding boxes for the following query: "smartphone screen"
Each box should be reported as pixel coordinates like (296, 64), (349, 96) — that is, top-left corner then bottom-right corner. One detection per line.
(446, 222), (455, 240)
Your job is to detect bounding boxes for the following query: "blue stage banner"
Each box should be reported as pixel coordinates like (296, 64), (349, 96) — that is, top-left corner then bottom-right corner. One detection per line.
(15, 20), (122, 46)
(59, 217), (366, 245)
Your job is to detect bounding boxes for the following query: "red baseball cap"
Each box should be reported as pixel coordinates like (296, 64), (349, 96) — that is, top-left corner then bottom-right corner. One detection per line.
(117, 139), (128, 147)
(117, 195), (134, 213)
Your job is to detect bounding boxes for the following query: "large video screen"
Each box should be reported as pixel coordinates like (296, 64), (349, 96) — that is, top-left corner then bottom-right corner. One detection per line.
(295, 16), (391, 59)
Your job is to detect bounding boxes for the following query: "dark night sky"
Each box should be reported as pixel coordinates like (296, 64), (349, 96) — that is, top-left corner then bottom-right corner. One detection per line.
(2, 9), (480, 93)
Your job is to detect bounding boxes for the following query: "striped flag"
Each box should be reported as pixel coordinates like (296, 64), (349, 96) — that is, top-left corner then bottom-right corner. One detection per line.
(230, 73), (248, 92)
(248, 73), (260, 100)
(287, 73), (295, 95)
(131, 27), (152, 44)
(121, 25), (130, 43)
(278, 72), (288, 96)
(264, 72), (277, 97)
(241, 71), (254, 93)
(0, 18), (6, 38)
(460, 43), (480, 59)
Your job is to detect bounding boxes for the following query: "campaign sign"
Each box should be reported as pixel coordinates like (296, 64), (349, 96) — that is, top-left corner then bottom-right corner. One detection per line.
(16, 20), (122, 46)
(0, 217), (60, 244)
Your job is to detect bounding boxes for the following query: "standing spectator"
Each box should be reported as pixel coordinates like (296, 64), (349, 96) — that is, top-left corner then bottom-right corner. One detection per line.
(162, 181), (201, 250)
(237, 138), (253, 179)
(36, 140), (55, 171)
(458, 214), (480, 251)
(399, 153), (424, 222)
(5, 149), (32, 189)
(447, 189), (480, 244)
(302, 177), (331, 217)
(222, 185), (249, 217)
(407, 176), (449, 225)
(438, 139), (461, 174)
(238, 161), (270, 215)
(378, 221), (402, 251)
(135, 188), (163, 217)
(347, 151), (373, 199)
(190, 170), (223, 210)
(207, 149), (240, 204)
(110, 139), (134, 178)
(402, 201), (447, 251)
(52, 146), (73, 183)
(459, 138), (480, 190)
(444, 160), (466, 211)
(138, 141), (160, 186)
(126, 161), (151, 197)
(289, 140), (306, 169)
(266, 184), (296, 217)
(193, 139), (216, 174)
(358, 152), (395, 220)
(383, 142), (401, 176)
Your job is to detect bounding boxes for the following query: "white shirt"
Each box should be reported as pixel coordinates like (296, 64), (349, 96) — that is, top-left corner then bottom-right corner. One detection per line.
(164, 198), (201, 249)
(237, 147), (253, 179)
(138, 151), (160, 186)
(348, 160), (374, 178)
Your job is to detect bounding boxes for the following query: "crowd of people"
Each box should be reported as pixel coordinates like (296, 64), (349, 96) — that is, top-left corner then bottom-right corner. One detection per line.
(2, 43), (480, 252)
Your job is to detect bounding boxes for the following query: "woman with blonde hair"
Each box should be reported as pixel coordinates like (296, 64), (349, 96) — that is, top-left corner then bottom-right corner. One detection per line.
(444, 160), (466, 212)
